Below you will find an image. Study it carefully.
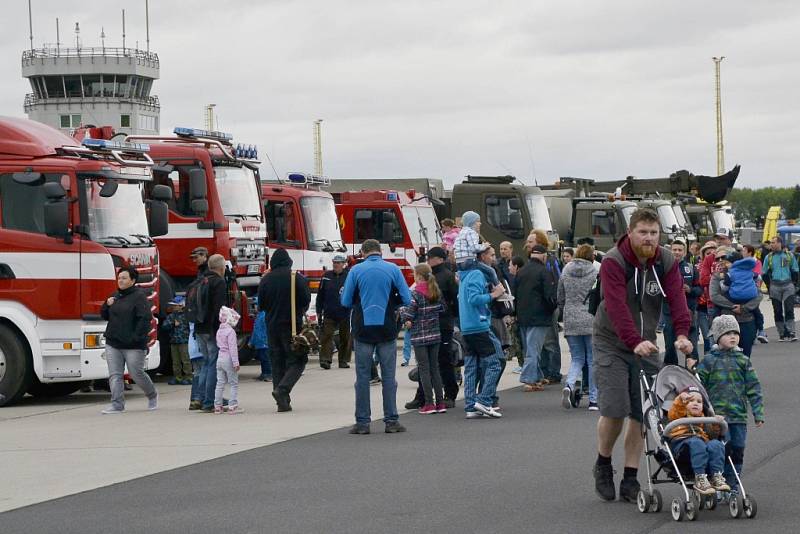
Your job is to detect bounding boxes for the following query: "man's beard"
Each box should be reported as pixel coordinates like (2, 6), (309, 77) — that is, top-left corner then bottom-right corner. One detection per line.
(632, 243), (656, 259)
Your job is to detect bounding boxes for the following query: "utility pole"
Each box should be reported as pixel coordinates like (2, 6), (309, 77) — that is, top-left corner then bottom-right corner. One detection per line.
(713, 56), (725, 176)
(205, 104), (216, 131)
(313, 119), (323, 176)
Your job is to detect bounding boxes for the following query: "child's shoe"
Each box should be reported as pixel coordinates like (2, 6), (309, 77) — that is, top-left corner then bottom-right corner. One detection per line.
(693, 473), (716, 495)
(228, 405), (243, 415)
(710, 472), (730, 492)
(418, 404), (436, 415)
(435, 402), (447, 413)
(213, 405), (223, 414)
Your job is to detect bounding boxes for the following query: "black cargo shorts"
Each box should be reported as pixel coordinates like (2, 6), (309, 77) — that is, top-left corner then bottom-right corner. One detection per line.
(593, 337), (659, 422)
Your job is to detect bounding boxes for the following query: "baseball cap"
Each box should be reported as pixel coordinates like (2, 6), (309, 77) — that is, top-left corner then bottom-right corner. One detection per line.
(190, 246), (209, 257)
(427, 246), (448, 260)
(714, 228), (731, 238)
(332, 253), (347, 263)
(680, 385), (702, 396)
(530, 244), (547, 254)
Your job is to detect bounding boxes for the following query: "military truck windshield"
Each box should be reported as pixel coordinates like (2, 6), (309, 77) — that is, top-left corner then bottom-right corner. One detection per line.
(712, 208), (735, 234)
(657, 205), (681, 235)
(621, 205), (637, 224)
(525, 194), (553, 231)
(402, 205), (443, 249)
(673, 204), (689, 228)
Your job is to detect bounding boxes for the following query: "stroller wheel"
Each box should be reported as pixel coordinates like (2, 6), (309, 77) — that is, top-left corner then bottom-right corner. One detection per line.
(671, 498), (685, 521)
(703, 494), (718, 510)
(684, 498), (699, 521)
(650, 489), (663, 513)
(636, 490), (651, 513)
(729, 494), (744, 519)
(743, 495), (757, 519)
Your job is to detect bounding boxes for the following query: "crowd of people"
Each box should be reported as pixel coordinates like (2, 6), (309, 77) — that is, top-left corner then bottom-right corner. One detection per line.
(98, 208), (777, 502)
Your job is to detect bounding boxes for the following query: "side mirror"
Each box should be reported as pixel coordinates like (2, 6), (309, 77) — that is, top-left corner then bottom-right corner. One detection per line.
(189, 168), (207, 199)
(43, 185), (70, 239)
(485, 196), (500, 207)
(12, 170), (43, 185)
(99, 180), (119, 198)
(152, 184), (172, 202)
(148, 200), (169, 237)
(191, 198), (209, 217)
(382, 211), (396, 223)
(592, 210), (608, 218)
(382, 223), (395, 244)
(672, 223), (679, 232)
(509, 197), (521, 210)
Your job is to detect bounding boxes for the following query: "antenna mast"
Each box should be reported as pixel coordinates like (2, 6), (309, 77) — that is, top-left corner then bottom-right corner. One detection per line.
(56, 17), (60, 54)
(28, 0), (34, 51)
(713, 56), (725, 176)
(313, 119), (323, 176)
(145, 0), (150, 52)
(122, 9), (126, 50)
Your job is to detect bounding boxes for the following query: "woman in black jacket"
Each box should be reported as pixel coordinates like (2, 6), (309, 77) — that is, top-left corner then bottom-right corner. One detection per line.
(100, 266), (158, 414)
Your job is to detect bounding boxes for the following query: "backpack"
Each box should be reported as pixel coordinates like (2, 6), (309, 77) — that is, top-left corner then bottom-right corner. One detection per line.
(586, 252), (672, 315)
(185, 275), (211, 324)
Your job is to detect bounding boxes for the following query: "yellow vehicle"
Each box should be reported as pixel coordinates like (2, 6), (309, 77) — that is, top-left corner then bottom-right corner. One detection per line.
(761, 206), (783, 244)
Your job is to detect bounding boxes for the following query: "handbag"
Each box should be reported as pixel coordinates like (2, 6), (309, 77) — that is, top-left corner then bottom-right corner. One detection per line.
(290, 272), (319, 357)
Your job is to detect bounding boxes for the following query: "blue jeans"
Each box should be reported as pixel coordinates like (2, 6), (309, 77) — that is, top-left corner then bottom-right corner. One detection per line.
(196, 333), (220, 409)
(354, 340), (398, 425)
(257, 347), (272, 377)
(463, 332), (503, 411)
(402, 329), (412, 364)
(565, 335), (596, 403)
(190, 357), (204, 401)
(519, 326), (549, 384)
(671, 437), (726, 475)
(738, 320), (756, 358)
(724, 423), (747, 492)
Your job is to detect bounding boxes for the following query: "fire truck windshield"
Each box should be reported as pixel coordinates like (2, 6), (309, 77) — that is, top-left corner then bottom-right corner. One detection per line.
(525, 194), (553, 231)
(214, 165), (262, 219)
(401, 205), (442, 249)
(85, 181), (151, 246)
(300, 196), (344, 251)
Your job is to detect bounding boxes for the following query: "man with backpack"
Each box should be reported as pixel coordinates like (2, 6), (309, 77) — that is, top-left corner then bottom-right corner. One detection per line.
(762, 236), (799, 341)
(592, 209), (692, 503)
(190, 254), (229, 412)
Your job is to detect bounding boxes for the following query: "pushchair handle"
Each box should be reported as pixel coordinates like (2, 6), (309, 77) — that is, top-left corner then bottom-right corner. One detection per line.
(663, 416), (728, 437)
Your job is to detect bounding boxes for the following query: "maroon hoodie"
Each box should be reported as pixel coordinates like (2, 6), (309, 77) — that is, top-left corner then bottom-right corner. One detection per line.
(594, 235), (691, 353)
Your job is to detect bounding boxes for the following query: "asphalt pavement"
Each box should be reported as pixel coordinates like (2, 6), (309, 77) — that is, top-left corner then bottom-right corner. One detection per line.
(2, 326), (798, 534)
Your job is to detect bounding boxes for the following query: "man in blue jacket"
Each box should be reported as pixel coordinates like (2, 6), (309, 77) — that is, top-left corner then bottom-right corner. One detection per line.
(459, 243), (506, 419)
(341, 239), (412, 435)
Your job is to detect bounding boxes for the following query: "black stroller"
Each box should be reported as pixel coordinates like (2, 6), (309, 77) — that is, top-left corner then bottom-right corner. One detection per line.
(636, 365), (757, 521)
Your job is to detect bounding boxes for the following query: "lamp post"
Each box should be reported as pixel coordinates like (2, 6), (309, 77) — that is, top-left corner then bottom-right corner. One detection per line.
(713, 56), (725, 176)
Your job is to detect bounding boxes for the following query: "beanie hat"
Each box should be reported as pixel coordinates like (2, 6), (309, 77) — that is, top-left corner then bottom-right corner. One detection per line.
(709, 314), (740, 340)
(461, 211), (480, 229)
(218, 306), (241, 327)
(270, 248), (292, 269)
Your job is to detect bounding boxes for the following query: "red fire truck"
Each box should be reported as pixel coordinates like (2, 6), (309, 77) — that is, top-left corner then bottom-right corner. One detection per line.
(334, 189), (442, 285)
(124, 128), (267, 360)
(0, 117), (170, 406)
(262, 173), (346, 296)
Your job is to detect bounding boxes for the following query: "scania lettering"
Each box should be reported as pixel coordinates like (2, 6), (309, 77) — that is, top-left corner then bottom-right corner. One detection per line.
(0, 117), (169, 406)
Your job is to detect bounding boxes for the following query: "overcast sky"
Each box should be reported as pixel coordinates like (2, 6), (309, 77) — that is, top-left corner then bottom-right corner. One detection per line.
(2, 0), (798, 189)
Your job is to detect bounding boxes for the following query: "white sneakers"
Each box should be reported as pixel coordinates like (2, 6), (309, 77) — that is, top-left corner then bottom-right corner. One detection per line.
(474, 402), (503, 418)
(100, 406), (124, 414)
(147, 394), (159, 411)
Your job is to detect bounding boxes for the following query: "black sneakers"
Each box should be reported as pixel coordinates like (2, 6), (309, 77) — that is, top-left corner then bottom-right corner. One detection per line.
(272, 390), (292, 412)
(405, 399), (422, 410)
(348, 424), (370, 435)
(619, 477), (640, 503)
(593, 463), (616, 501)
(385, 421), (407, 433)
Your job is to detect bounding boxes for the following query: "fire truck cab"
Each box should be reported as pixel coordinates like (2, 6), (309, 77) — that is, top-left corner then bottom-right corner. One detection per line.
(334, 189), (442, 285)
(262, 173), (345, 293)
(124, 128), (267, 358)
(0, 117), (170, 406)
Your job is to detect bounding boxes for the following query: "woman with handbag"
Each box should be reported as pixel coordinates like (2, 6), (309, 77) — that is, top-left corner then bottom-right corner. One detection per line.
(100, 266), (158, 414)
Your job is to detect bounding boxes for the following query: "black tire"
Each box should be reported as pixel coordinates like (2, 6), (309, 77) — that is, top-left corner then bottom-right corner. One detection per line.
(0, 324), (33, 407)
(155, 271), (177, 376)
(685, 498), (698, 521)
(237, 337), (254, 365)
(27, 379), (87, 398)
(637, 490), (651, 513)
(671, 498), (685, 521)
(729, 493), (743, 518)
(743, 495), (757, 519)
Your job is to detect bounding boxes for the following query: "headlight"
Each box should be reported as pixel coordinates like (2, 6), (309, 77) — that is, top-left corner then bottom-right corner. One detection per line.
(84, 333), (106, 349)
(230, 247), (240, 258)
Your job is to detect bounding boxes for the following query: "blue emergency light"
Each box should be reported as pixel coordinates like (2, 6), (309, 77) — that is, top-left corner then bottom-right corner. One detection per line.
(287, 173), (308, 184)
(82, 138), (150, 152)
(234, 144), (258, 160)
(286, 172), (330, 186)
(173, 127), (234, 142)
(386, 192), (399, 201)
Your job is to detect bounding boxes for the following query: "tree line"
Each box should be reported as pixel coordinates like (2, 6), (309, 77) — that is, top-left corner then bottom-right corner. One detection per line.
(728, 185), (800, 225)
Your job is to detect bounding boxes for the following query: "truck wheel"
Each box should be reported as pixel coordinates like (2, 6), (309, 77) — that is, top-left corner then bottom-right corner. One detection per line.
(0, 324), (33, 406)
(27, 379), (87, 398)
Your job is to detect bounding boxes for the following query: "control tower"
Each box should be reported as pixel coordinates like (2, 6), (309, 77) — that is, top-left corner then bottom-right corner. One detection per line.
(21, 24), (160, 135)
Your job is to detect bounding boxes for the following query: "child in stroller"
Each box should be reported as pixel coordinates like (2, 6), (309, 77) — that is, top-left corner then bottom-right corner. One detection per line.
(637, 364), (758, 520)
(666, 385), (730, 495)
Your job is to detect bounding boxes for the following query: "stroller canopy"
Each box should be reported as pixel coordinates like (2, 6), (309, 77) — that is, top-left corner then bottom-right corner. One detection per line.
(653, 365), (714, 414)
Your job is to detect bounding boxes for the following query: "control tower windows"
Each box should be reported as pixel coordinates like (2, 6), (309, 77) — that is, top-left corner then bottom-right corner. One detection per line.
(64, 76), (83, 98)
(82, 75), (102, 97)
(60, 114), (81, 129)
(45, 76), (65, 98)
(138, 115), (157, 131)
(121, 115), (131, 128)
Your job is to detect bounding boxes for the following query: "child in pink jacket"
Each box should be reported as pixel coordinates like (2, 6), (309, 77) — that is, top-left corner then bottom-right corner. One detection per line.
(215, 306), (242, 414)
